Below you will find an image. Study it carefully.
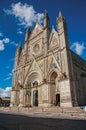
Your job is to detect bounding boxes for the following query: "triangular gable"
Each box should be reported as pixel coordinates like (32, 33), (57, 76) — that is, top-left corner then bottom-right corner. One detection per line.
(24, 58), (43, 82)
(31, 57), (44, 73)
(37, 59), (44, 73)
(49, 28), (59, 48)
(29, 21), (43, 40)
(23, 57), (45, 86)
(49, 28), (58, 42)
(47, 52), (61, 74)
(48, 58), (57, 72)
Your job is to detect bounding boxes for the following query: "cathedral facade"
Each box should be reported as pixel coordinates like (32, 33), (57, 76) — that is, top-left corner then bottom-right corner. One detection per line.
(10, 11), (86, 108)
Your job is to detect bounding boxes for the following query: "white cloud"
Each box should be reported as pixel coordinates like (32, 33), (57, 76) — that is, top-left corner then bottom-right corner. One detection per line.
(0, 32), (3, 37)
(4, 69), (13, 81)
(10, 41), (18, 46)
(3, 38), (10, 43)
(4, 77), (11, 81)
(17, 28), (23, 34)
(8, 72), (12, 76)
(4, 2), (44, 27)
(71, 42), (85, 55)
(0, 87), (11, 97)
(17, 30), (23, 34)
(0, 37), (17, 51)
(0, 38), (10, 51)
(0, 40), (5, 51)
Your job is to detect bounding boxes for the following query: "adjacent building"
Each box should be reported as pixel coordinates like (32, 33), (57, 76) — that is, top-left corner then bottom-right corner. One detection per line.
(0, 97), (10, 107)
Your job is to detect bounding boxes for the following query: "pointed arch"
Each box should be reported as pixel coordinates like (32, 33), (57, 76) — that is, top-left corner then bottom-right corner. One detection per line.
(24, 70), (42, 86)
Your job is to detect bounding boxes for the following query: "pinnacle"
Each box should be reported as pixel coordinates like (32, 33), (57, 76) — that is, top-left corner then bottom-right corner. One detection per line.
(18, 41), (22, 47)
(58, 11), (63, 18)
(52, 25), (54, 29)
(26, 27), (30, 32)
(44, 9), (48, 17)
(45, 9), (47, 14)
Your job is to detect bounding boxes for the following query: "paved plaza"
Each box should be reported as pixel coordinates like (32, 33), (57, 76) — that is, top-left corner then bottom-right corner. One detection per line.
(0, 112), (86, 130)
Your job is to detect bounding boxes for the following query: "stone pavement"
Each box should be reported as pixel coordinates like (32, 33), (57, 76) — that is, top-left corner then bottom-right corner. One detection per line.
(1, 112), (86, 130)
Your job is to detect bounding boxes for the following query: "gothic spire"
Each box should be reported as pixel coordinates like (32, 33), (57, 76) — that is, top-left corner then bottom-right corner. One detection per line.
(44, 9), (48, 18)
(17, 42), (22, 50)
(44, 10), (50, 27)
(58, 11), (63, 18)
(26, 26), (30, 32)
(25, 27), (31, 41)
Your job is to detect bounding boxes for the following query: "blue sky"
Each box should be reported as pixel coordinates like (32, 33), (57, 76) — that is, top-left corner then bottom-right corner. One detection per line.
(0, 0), (86, 97)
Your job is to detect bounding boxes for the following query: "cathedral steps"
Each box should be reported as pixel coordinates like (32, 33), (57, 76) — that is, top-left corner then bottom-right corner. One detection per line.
(0, 106), (84, 113)
(0, 106), (86, 119)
